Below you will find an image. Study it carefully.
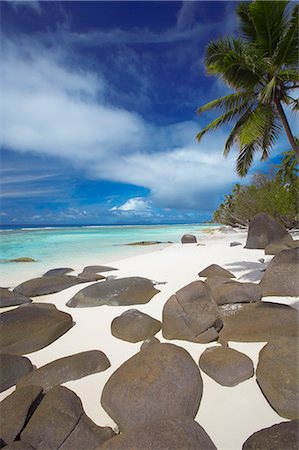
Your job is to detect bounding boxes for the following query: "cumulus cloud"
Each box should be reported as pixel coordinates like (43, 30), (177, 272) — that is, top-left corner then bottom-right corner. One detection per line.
(111, 198), (153, 216)
(1, 37), (241, 212)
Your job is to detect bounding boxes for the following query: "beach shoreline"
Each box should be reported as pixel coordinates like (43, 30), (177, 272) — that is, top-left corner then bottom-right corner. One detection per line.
(1, 227), (297, 449)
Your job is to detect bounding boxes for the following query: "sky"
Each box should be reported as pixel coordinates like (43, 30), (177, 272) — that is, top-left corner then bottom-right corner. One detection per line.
(0, 0), (297, 225)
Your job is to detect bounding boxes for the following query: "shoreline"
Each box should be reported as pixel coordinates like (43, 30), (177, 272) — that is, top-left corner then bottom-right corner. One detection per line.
(1, 228), (297, 449)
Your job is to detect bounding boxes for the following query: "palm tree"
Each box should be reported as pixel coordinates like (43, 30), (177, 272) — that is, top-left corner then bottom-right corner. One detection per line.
(276, 148), (299, 185)
(197, 0), (298, 176)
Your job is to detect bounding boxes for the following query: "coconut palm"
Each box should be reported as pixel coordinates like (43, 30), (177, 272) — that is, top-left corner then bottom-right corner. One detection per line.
(197, 0), (298, 176)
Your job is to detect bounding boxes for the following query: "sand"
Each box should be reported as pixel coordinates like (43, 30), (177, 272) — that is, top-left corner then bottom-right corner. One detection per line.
(1, 228), (297, 450)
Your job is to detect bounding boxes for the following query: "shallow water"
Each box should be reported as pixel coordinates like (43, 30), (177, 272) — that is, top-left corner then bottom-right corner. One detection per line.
(0, 224), (217, 286)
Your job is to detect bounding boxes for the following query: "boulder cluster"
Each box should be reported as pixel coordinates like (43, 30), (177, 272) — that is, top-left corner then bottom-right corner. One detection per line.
(0, 214), (298, 449)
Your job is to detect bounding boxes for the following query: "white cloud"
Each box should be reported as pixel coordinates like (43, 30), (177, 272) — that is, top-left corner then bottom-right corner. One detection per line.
(1, 38), (242, 212)
(111, 198), (152, 216)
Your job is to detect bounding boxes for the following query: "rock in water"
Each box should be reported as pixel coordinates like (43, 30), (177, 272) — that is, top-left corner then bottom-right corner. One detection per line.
(13, 276), (88, 297)
(219, 302), (299, 342)
(101, 343), (202, 431)
(0, 288), (31, 308)
(100, 418), (217, 450)
(20, 386), (115, 449)
(245, 213), (293, 249)
(199, 346), (254, 386)
(162, 281), (222, 343)
(260, 248), (299, 296)
(242, 420), (299, 450)
(256, 337), (299, 419)
(67, 277), (159, 308)
(0, 386), (43, 446)
(198, 264), (235, 278)
(181, 234), (197, 244)
(43, 267), (74, 277)
(17, 350), (110, 392)
(0, 354), (33, 392)
(205, 277), (262, 305)
(111, 309), (161, 343)
(0, 303), (73, 355)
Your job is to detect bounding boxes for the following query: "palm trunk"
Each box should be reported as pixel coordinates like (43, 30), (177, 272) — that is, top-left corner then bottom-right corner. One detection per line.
(275, 98), (299, 159)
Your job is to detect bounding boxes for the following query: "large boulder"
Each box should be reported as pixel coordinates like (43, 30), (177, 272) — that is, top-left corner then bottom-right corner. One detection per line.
(0, 288), (31, 308)
(17, 350), (110, 392)
(242, 420), (299, 450)
(13, 276), (88, 297)
(245, 213), (293, 249)
(43, 267), (74, 277)
(0, 354), (33, 392)
(181, 234), (197, 244)
(219, 302), (299, 342)
(101, 343), (202, 431)
(198, 264), (235, 278)
(0, 385), (43, 446)
(67, 277), (160, 308)
(20, 386), (115, 449)
(162, 281), (222, 343)
(199, 346), (254, 386)
(260, 248), (299, 296)
(100, 418), (217, 450)
(0, 303), (73, 355)
(256, 338), (299, 419)
(265, 239), (299, 255)
(111, 309), (161, 343)
(205, 277), (262, 305)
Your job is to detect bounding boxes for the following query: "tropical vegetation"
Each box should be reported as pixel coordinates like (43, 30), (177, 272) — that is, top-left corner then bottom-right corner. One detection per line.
(197, 0), (298, 176)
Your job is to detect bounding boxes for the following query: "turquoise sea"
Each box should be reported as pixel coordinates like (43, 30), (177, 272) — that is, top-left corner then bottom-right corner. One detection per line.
(0, 224), (217, 286)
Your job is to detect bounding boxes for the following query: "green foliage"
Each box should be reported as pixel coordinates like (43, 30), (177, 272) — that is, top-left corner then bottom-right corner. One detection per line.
(213, 171), (299, 229)
(197, 0), (299, 176)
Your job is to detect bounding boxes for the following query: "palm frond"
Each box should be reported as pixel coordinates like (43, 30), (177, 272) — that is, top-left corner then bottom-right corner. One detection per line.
(224, 108), (253, 156)
(197, 91), (254, 115)
(274, 4), (299, 66)
(258, 77), (276, 103)
(236, 143), (258, 177)
(236, 2), (256, 42)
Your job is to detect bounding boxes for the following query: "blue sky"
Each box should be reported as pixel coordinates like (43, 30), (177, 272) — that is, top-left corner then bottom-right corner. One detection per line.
(0, 1), (297, 225)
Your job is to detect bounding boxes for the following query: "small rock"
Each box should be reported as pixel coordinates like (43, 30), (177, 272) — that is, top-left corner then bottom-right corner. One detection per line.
(199, 346), (254, 386)
(17, 350), (110, 392)
(111, 310), (161, 343)
(77, 273), (105, 281)
(80, 265), (117, 273)
(230, 241), (242, 247)
(0, 354), (33, 392)
(258, 258), (265, 264)
(9, 257), (36, 263)
(43, 267), (74, 277)
(181, 234), (197, 244)
(198, 264), (235, 278)
(242, 420), (299, 450)
(0, 288), (31, 308)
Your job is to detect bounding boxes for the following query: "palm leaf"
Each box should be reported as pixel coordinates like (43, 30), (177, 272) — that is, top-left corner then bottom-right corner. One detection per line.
(236, 2), (256, 42)
(224, 107), (253, 156)
(274, 4), (299, 66)
(197, 91), (254, 115)
(236, 143), (258, 177)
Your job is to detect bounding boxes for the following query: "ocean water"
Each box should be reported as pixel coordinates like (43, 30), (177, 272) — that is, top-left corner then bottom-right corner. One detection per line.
(0, 224), (217, 286)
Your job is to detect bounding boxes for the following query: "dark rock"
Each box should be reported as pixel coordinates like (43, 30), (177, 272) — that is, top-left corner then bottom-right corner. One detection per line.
(205, 277), (262, 305)
(265, 239), (299, 255)
(67, 277), (160, 308)
(162, 281), (222, 342)
(219, 302), (299, 342)
(0, 288), (31, 308)
(198, 264), (235, 278)
(80, 265), (117, 273)
(111, 309), (161, 343)
(126, 241), (169, 246)
(100, 418), (217, 450)
(140, 337), (160, 351)
(13, 276), (88, 297)
(17, 350), (110, 392)
(77, 273), (105, 282)
(181, 234), (197, 244)
(101, 343), (202, 431)
(260, 248), (299, 296)
(21, 386), (115, 449)
(9, 258), (36, 263)
(256, 338), (299, 419)
(258, 258), (265, 263)
(242, 420), (299, 450)
(245, 213), (293, 249)
(230, 241), (242, 247)
(43, 267), (74, 277)
(199, 346), (254, 386)
(0, 386), (43, 445)
(0, 354), (33, 392)
(0, 303), (73, 355)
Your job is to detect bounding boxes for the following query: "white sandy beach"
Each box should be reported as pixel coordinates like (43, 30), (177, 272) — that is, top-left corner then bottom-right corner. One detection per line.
(1, 228), (297, 450)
